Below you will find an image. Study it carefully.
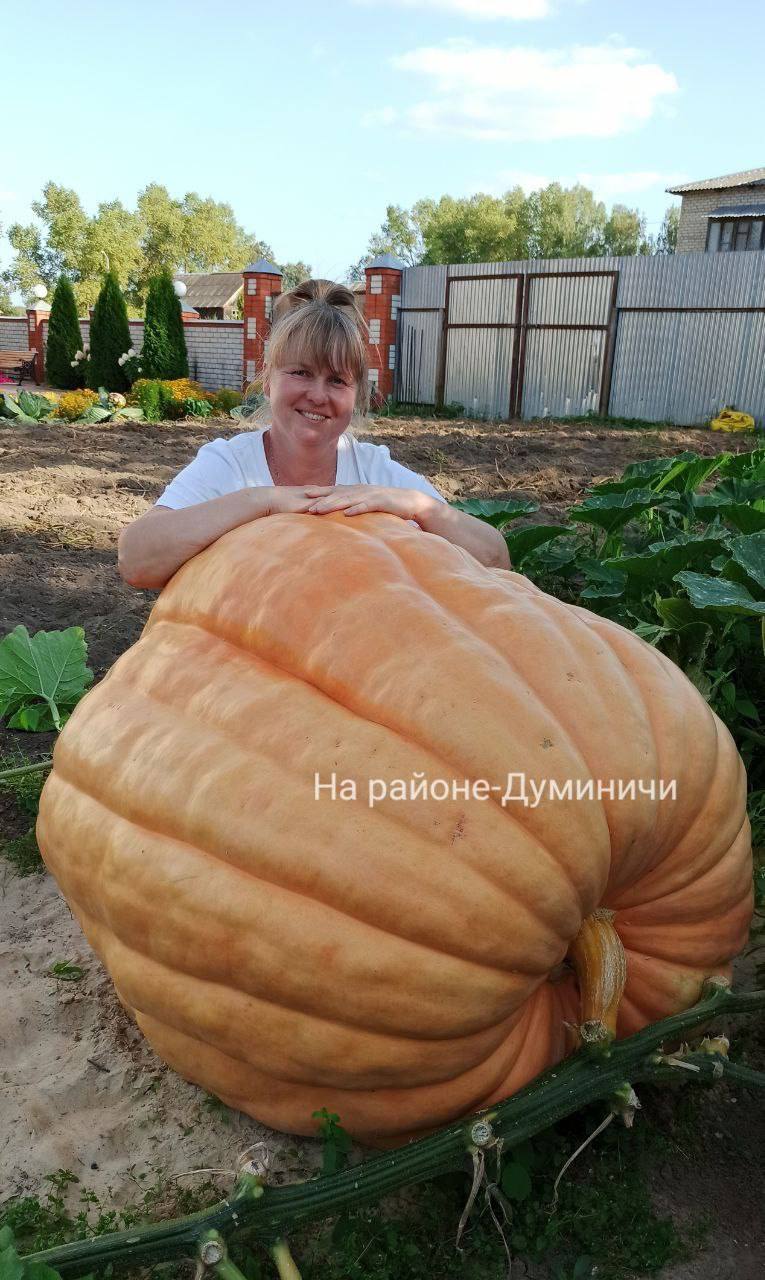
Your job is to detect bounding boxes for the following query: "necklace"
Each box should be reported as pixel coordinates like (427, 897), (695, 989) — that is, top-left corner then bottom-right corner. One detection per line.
(264, 430), (337, 487)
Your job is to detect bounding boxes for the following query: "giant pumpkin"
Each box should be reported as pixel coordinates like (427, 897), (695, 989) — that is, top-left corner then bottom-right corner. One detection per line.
(37, 513), (753, 1146)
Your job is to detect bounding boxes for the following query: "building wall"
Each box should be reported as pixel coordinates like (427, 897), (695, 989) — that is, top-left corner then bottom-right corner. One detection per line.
(676, 185), (765, 252)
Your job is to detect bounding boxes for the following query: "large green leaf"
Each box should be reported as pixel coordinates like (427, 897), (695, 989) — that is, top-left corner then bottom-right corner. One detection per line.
(653, 453), (728, 494)
(451, 497), (539, 528)
(579, 560), (628, 599)
(0, 625), (93, 731)
(603, 532), (729, 583)
(674, 572), (765, 617)
(17, 389), (54, 421)
(504, 524), (573, 567)
(655, 597), (711, 630)
(718, 446), (765, 479)
(590, 452), (699, 494)
(569, 488), (661, 534)
(729, 531), (765, 591)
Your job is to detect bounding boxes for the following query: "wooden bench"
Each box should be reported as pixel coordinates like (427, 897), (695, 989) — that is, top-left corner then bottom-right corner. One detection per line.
(0, 350), (37, 385)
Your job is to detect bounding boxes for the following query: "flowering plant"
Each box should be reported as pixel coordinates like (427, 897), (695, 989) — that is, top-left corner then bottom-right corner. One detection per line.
(70, 346), (90, 380)
(116, 348), (142, 386)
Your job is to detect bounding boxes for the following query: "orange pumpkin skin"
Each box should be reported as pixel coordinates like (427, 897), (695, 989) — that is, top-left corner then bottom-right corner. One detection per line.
(37, 514), (753, 1146)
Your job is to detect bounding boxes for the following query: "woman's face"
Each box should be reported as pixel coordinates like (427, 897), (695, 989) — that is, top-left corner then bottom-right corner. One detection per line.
(265, 360), (358, 447)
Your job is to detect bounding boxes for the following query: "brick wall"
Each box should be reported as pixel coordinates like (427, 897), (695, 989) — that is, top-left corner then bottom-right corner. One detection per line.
(677, 185), (764, 252)
(183, 321), (243, 391)
(39, 317), (242, 391)
(0, 317), (29, 348)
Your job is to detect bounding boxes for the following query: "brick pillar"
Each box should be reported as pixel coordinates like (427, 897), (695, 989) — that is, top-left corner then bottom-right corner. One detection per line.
(26, 305), (50, 384)
(364, 255), (403, 406)
(241, 258), (283, 390)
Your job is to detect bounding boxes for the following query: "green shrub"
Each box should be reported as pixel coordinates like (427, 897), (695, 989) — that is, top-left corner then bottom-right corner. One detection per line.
(141, 273), (189, 380)
(212, 387), (243, 414)
(46, 277), (85, 390)
(87, 272), (132, 392)
(136, 380), (173, 422)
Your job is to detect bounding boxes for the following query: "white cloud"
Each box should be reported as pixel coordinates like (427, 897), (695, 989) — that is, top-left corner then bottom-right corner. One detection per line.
(357, 0), (552, 17)
(388, 40), (678, 141)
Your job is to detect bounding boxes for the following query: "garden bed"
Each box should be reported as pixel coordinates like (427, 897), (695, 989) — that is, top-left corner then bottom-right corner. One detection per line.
(1, 414), (763, 1279)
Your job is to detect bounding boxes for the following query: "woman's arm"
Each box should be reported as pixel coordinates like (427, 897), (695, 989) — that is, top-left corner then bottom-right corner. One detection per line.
(415, 498), (511, 569)
(118, 488), (315, 589)
(303, 486), (511, 570)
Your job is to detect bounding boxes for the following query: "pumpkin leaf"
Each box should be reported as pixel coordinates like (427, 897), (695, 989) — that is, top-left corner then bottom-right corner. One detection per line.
(590, 452), (699, 494)
(0, 626), (93, 731)
(569, 489), (662, 534)
(674, 572), (765, 617)
(504, 524), (574, 567)
(451, 497), (539, 528)
(729, 532), (765, 592)
(604, 532), (730, 583)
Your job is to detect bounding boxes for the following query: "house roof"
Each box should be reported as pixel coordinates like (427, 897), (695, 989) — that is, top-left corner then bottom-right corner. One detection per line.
(175, 272), (243, 309)
(709, 203), (765, 218)
(667, 167), (765, 194)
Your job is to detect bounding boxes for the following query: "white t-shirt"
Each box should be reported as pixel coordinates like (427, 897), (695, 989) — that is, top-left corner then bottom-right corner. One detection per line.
(156, 429), (446, 510)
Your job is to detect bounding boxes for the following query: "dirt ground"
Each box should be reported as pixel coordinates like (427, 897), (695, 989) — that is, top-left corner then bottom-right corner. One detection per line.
(1, 414), (763, 1278)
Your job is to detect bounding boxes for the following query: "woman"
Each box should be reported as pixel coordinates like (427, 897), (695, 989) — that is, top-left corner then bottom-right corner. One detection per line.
(118, 280), (509, 589)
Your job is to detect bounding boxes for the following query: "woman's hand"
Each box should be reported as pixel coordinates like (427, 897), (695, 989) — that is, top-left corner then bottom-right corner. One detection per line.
(304, 485), (433, 521)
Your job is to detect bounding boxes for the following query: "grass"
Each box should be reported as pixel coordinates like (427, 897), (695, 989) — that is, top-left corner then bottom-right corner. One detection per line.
(0, 748), (47, 875)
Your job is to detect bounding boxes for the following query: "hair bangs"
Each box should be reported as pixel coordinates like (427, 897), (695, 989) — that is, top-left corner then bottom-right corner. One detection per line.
(269, 306), (366, 386)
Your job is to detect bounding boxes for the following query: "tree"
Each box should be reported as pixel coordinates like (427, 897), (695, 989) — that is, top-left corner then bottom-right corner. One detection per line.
(654, 205), (680, 255)
(141, 273), (189, 380)
(279, 261), (313, 291)
(46, 276), (85, 389)
(350, 182), (659, 273)
(602, 205), (651, 257)
(88, 271), (133, 391)
(3, 181), (284, 314)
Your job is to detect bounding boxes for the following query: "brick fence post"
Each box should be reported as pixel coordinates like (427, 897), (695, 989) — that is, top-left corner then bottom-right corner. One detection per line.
(26, 304), (51, 384)
(364, 254), (404, 406)
(242, 258), (283, 390)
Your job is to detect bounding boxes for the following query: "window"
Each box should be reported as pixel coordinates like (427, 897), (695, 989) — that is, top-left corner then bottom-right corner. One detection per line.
(706, 217), (765, 252)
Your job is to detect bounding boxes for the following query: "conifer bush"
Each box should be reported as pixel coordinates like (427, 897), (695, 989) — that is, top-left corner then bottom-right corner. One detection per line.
(141, 273), (189, 380)
(88, 272), (132, 392)
(46, 277), (84, 390)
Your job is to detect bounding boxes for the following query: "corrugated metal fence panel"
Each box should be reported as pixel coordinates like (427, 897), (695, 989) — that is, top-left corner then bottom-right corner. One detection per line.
(521, 329), (606, 418)
(527, 272), (613, 325)
(400, 264), (447, 309)
(449, 274), (518, 324)
(610, 311), (765, 426)
(445, 327), (515, 419)
(396, 311), (440, 404)
(398, 250), (765, 422)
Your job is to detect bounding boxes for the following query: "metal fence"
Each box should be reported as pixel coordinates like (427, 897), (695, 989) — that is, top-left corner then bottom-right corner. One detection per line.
(396, 250), (765, 426)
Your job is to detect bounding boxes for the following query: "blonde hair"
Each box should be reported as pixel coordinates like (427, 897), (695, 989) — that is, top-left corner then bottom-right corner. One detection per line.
(245, 279), (370, 427)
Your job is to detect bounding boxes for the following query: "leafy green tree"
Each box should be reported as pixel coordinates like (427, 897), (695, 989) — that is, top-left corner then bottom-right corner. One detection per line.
(3, 180), (282, 313)
(602, 205), (651, 257)
(46, 276), (85, 389)
(88, 271), (132, 391)
(654, 205), (680, 254)
(141, 273), (189, 379)
(279, 261), (313, 290)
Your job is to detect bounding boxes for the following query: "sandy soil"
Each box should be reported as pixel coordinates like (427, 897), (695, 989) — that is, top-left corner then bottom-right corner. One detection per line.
(0, 414), (762, 1276)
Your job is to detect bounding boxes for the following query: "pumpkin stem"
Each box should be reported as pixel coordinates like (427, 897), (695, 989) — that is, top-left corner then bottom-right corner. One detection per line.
(567, 907), (627, 1047)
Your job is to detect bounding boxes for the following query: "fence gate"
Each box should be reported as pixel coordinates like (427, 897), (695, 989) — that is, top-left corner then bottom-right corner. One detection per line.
(429, 273), (524, 420)
(516, 271), (619, 419)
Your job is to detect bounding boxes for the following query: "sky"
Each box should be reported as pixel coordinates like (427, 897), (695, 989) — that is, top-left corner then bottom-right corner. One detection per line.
(3, 0), (764, 282)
